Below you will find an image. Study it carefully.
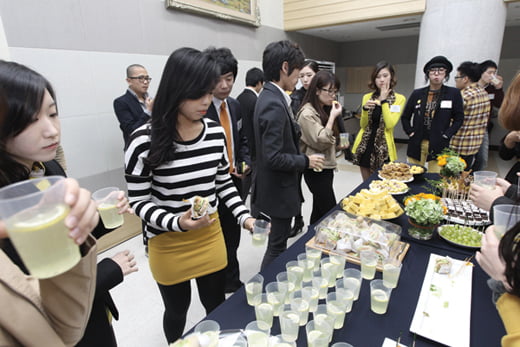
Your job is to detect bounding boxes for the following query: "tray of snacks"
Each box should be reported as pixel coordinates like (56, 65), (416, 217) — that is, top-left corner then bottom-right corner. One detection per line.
(369, 179), (409, 195)
(441, 198), (491, 226)
(307, 210), (410, 271)
(437, 224), (483, 249)
(378, 162), (414, 182)
(341, 188), (404, 220)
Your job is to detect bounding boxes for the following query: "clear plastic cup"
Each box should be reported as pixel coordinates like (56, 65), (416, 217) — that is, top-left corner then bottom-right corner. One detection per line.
(320, 257), (337, 287)
(331, 343), (354, 347)
(252, 219), (270, 246)
(312, 304), (335, 341)
(335, 278), (354, 313)
(286, 260), (304, 290)
(279, 305), (300, 343)
(343, 268), (362, 301)
(290, 290), (310, 326)
(493, 204), (520, 238)
(0, 176), (80, 278)
(265, 282), (286, 316)
(339, 133), (350, 147)
(246, 273), (264, 306)
(306, 319), (332, 347)
(326, 292), (347, 329)
(305, 246), (322, 271)
(92, 187), (124, 229)
(360, 250), (378, 280)
(254, 293), (274, 328)
(329, 253), (346, 278)
(277, 271), (297, 302)
(194, 320), (220, 347)
(244, 320), (270, 347)
(382, 258), (402, 289)
(297, 253), (314, 282)
(312, 269), (329, 299)
(473, 171), (497, 190)
(370, 279), (392, 314)
(301, 285), (320, 312)
(313, 153), (326, 172)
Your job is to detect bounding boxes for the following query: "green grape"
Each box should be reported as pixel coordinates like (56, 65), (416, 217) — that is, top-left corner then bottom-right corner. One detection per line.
(439, 225), (482, 247)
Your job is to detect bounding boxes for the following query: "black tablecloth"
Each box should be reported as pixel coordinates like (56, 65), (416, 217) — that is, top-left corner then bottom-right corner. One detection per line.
(200, 173), (506, 346)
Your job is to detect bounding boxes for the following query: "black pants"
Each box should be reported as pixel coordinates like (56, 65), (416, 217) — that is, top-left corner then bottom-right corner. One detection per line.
(157, 269), (226, 343)
(261, 216), (292, 270)
(303, 168), (336, 225)
(219, 175), (243, 288)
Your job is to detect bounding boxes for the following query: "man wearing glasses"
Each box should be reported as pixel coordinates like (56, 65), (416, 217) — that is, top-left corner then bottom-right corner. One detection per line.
(401, 55), (464, 172)
(114, 64), (154, 147)
(451, 61), (491, 168)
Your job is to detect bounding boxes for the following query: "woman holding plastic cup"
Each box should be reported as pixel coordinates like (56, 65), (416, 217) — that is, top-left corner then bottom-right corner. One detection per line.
(0, 62), (108, 346)
(124, 48), (255, 343)
(0, 61), (136, 347)
(352, 61), (406, 180)
(297, 70), (348, 225)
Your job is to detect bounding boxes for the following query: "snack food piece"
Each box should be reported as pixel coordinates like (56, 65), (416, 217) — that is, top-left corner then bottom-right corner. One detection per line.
(191, 196), (209, 219)
(379, 162), (413, 181)
(410, 165), (424, 174)
(434, 256), (452, 274)
(341, 188), (403, 219)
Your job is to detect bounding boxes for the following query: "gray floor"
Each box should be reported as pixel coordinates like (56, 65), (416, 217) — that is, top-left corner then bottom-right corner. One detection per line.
(101, 144), (510, 346)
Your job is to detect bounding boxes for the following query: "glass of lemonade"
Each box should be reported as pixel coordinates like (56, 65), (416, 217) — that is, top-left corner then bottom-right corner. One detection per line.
(326, 292), (347, 329)
(0, 176), (81, 279)
(329, 253), (346, 279)
(246, 273), (264, 306)
(370, 279), (392, 314)
(305, 246), (322, 271)
(306, 320), (331, 347)
(279, 304), (300, 343)
(340, 133), (350, 148)
(301, 285), (320, 312)
(473, 171), (497, 190)
(297, 253), (314, 282)
(343, 268), (362, 301)
(360, 250), (378, 280)
(290, 290), (310, 326)
(320, 257), (338, 287)
(252, 219), (269, 246)
(286, 260), (304, 290)
(493, 204), (520, 239)
(312, 304), (335, 342)
(312, 269), (330, 299)
(244, 320), (270, 347)
(335, 279), (354, 313)
(194, 320), (220, 347)
(92, 187), (124, 229)
(265, 282), (286, 316)
(382, 258), (402, 288)
(254, 293), (274, 328)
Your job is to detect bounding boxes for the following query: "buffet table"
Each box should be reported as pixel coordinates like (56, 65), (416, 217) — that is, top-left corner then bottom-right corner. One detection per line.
(200, 173), (506, 346)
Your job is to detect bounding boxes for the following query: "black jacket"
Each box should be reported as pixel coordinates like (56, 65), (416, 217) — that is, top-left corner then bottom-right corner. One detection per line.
(401, 85), (464, 161)
(236, 88), (258, 161)
(113, 90), (150, 147)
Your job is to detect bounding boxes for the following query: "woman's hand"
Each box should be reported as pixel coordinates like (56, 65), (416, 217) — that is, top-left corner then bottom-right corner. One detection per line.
(476, 226), (510, 289)
(178, 209), (216, 231)
(243, 217), (256, 233)
(469, 183), (505, 211)
(116, 190), (134, 215)
(111, 250), (138, 276)
(63, 178), (99, 245)
(503, 130), (520, 149)
(379, 81), (391, 100)
(330, 101), (342, 119)
(364, 99), (377, 110)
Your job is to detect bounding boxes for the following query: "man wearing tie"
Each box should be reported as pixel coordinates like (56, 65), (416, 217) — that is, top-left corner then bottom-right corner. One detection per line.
(204, 47), (250, 293)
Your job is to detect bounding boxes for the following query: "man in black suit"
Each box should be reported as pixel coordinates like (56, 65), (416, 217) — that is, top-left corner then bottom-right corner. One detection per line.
(204, 47), (251, 293)
(236, 67), (264, 200)
(252, 41), (324, 269)
(113, 64), (153, 147)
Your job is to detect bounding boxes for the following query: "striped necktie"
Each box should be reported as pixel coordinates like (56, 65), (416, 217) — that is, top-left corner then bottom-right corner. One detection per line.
(220, 101), (234, 172)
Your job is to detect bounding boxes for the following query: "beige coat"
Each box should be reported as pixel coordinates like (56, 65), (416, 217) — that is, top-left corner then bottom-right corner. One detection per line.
(0, 236), (97, 347)
(297, 103), (337, 169)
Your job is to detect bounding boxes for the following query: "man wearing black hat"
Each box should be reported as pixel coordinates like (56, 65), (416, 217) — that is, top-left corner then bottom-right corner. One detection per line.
(401, 55), (464, 172)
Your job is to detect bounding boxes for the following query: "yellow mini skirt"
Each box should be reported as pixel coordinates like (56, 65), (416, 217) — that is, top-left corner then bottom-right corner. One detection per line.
(148, 212), (227, 285)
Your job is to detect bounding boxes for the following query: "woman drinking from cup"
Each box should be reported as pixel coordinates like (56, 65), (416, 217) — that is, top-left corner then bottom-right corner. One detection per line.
(352, 61), (406, 181)
(0, 60), (135, 347)
(124, 47), (255, 343)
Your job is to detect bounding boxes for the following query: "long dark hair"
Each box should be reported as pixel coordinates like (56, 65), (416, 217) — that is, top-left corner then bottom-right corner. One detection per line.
(145, 48), (220, 169)
(0, 60), (56, 187)
(500, 221), (520, 296)
(300, 70), (340, 129)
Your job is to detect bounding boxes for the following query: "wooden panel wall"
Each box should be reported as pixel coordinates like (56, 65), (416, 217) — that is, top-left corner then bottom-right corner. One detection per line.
(284, 0), (426, 31)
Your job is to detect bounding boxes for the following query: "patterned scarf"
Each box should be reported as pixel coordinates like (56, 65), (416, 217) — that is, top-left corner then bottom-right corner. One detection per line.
(353, 92), (396, 171)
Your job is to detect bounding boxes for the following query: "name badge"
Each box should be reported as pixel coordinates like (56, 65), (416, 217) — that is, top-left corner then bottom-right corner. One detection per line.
(390, 105), (401, 113)
(440, 100), (452, 109)
(488, 93), (495, 100)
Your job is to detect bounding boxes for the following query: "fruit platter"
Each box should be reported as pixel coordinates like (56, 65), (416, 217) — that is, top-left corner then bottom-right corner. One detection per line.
(308, 210), (409, 271)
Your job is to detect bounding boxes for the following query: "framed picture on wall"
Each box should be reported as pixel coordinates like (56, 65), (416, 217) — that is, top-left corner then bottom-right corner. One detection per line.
(166, 0), (260, 27)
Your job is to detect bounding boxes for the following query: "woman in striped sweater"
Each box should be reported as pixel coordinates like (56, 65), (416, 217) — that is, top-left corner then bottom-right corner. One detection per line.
(124, 47), (255, 343)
